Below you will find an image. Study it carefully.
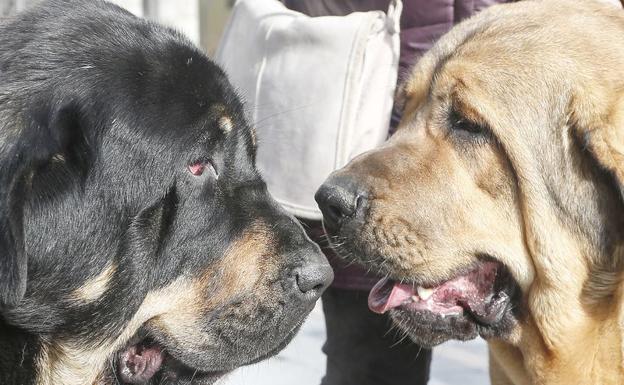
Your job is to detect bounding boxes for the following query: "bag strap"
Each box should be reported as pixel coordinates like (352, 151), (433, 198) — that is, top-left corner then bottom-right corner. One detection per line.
(386, 0), (403, 34)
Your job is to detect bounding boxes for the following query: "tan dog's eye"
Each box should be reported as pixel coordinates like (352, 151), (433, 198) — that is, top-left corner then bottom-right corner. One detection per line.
(453, 117), (483, 135)
(449, 110), (491, 145)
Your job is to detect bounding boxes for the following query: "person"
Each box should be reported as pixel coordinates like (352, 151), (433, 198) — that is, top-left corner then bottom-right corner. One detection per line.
(282, 1), (510, 384)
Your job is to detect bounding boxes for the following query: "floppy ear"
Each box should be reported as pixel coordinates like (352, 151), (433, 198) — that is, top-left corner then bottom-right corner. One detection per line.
(573, 94), (624, 201)
(0, 165), (28, 308)
(0, 99), (90, 307)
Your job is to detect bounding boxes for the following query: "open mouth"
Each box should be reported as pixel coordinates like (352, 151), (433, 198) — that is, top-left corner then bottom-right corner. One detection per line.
(114, 319), (306, 385)
(368, 261), (515, 327)
(115, 337), (225, 385)
(117, 339), (165, 384)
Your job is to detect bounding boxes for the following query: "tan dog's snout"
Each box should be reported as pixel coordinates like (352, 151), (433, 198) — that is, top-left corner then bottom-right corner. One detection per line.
(315, 141), (416, 234)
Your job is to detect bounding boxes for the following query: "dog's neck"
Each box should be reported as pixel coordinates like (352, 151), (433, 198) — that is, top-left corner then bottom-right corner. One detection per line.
(0, 317), (39, 385)
(491, 311), (624, 385)
(490, 244), (624, 385)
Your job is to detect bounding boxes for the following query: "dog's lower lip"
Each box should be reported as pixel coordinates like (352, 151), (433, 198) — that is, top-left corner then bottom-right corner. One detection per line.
(115, 313), (307, 382)
(118, 341), (164, 384)
(117, 339), (225, 384)
(464, 291), (510, 324)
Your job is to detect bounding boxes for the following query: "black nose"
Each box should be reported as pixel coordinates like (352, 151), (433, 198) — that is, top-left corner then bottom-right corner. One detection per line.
(293, 262), (333, 300)
(315, 176), (364, 232)
(290, 245), (333, 301)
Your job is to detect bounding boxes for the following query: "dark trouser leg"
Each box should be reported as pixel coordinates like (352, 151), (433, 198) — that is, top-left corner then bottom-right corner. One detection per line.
(320, 287), (432, 385)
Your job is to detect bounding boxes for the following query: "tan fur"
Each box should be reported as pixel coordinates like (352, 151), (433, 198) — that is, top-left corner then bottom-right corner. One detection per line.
(335, 0), (624, 383)
(219, 116), (233, 134)
(71, 262), (116, 302)
(37, 277), (196, 385)
(36, 224), (275, 385)
(212, 104), (234, 134)
(148, 224), (275, 349)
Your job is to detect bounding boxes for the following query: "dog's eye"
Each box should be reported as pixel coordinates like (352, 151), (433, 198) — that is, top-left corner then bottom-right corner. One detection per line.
(188, 159), (218, 179)
(448, 110), (492, 145)
(452, 117), (484, 135)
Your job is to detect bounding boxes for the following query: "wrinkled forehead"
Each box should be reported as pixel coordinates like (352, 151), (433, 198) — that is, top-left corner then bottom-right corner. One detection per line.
(141, 75), (255, 148)
(398, 8), (573, 133)
(109, 45), (258, 160)
(396, 6), (499, 120)
(400, 1), (580, 104)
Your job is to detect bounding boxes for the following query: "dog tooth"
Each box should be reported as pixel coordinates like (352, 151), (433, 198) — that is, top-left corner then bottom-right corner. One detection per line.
(417, 286), (434, 300)
(411, 295), (419, 302)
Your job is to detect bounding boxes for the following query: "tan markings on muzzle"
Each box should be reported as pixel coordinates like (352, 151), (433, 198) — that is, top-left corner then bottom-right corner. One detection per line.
(37, 225), (277, 385)
(37, 277), (196, 385)
(71, 262), (117, 302)
(147, 223), (277, 348)
(210, 223), (276, 294)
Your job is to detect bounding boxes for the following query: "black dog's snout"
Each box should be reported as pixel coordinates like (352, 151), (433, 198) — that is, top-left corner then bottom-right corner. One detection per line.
(315, 175), (365, 232)
(294, 262), (333, 296)
(291, 250), (333, 302)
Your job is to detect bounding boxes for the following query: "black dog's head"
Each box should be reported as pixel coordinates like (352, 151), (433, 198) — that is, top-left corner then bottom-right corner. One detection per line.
(0, 1), (332, 384)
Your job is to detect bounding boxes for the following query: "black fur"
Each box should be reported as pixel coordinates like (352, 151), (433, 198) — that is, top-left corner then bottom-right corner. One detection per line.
(0, 1), (332, 384)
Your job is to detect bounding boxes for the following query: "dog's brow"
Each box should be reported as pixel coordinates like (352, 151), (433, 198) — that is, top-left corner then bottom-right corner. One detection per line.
(211, 104), (234, 134)
(219, 116), (233, 134)
(428, 24), (490, 103)
(452, 92), (488, 127)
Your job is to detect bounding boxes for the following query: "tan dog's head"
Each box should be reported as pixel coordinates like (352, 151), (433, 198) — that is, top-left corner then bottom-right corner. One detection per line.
(316, 0), (624, 367)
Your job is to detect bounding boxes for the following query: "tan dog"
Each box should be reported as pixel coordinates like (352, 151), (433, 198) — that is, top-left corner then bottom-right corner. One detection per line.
(315, 1), (624, 384)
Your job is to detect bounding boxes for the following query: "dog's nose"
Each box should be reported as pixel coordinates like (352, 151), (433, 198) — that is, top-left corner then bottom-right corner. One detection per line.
(315, 175), (364, 232)
(291, 250), (333, 301)
(294, 263), (333, 299)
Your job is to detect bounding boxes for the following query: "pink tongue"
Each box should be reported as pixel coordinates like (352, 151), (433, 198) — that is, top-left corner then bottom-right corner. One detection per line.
(368, 278), (415, 314)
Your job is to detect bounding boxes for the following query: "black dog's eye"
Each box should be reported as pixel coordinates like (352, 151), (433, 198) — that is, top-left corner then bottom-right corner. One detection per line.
(188, 159), (218, 179)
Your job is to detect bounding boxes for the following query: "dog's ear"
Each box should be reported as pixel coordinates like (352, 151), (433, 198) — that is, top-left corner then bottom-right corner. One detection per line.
(0, 166), (29, 308)
(0, 99), (91, 307)
(572, 94), (624, 201)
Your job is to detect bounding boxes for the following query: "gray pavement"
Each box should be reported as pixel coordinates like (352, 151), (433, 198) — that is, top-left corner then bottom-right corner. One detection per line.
(221, 304), (490, 385)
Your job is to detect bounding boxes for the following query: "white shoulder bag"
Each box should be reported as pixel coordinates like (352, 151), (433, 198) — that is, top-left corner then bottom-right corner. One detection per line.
(216, 0), (402, 219)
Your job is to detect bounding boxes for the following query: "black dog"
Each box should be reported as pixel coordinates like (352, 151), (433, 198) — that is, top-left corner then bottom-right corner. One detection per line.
(0, 1), (333, 384)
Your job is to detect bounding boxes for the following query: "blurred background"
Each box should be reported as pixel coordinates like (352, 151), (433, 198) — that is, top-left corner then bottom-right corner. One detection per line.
(0, 1), (490, 384)
(1, 0), (232, 53)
